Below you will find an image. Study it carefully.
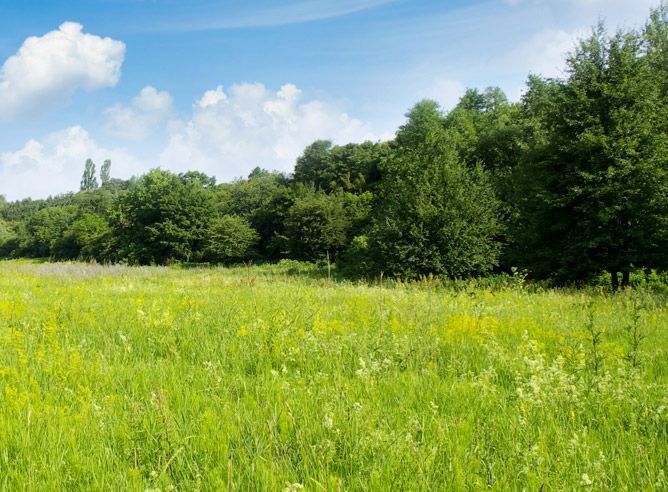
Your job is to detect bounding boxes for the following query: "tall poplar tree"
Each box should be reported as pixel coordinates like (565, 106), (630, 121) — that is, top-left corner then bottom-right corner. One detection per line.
(80, 159), (99, 191)
(100, 159), (111, 186)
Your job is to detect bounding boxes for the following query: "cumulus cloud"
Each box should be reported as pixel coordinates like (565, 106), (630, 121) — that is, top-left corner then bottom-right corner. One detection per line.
(160, 82), (382, 179)
(0, 126), (143, 200)
(104, 86), (173, 140)
(0, 22), (125, 119)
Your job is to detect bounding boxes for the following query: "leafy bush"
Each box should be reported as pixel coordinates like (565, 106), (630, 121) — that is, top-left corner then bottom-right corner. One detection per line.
(204, 214), (259, 264)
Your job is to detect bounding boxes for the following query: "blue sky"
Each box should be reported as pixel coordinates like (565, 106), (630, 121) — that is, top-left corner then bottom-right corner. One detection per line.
(0, 0), (657, 200)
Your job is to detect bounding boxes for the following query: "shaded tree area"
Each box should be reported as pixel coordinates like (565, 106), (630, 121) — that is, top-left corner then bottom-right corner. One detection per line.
(1, 7), (667, 289)
(512, 12), (668, 288)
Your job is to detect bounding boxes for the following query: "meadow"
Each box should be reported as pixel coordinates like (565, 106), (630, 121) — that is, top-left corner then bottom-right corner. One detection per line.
(0, 260), (666, 491)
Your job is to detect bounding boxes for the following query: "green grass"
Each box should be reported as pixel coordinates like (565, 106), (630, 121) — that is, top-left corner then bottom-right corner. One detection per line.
(0, 260), (666, 490)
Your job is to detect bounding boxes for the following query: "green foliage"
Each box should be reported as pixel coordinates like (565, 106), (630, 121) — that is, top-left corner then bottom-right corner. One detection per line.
(114, 169), (215, 264)
(294, 140), (387, 193)
(0, 218), (10, 242)
(64, 213), (111, 259)
(179, 170), (217, 189)
(80, 159), (99, 191)
(513, 16), (668, 285)
(283, 185), (370, 261)
(0, 218), (16, 258)
(25, 206), (77, 257)
(204, 214), (260, 263)
(219, 170), (291, 259)
(100, 159), (112, 187)
(361, 101), (502, 279)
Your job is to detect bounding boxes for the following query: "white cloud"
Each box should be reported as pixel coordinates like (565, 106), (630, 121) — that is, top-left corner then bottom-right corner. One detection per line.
(416, 78), (467, 111)
(0, 126), (144, 200)
(160, 82), (383, 179)
(104, 86), (173, 140)
(197, 85), (227, 108)
(500, 28), (584, 78)
(0, 22), (125, 120)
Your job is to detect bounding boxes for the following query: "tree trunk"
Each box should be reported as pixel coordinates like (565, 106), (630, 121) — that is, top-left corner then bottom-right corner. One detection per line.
(621, 270), (630, 289)
(611, 270), (619, 292)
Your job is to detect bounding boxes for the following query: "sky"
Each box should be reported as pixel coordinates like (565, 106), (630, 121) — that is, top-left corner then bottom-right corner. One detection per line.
(0, 0), (659, 200)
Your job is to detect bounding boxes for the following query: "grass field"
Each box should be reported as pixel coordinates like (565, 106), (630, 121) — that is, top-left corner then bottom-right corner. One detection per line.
(0, 260), (666, 490)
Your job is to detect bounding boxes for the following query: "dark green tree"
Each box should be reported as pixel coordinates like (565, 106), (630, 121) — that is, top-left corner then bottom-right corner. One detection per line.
(220, 170), (291, 259)
(63, 213), (111, 259)
(293, 140), (387, 193)
(0, 218), (14, 255)
(179, 171), (217, 189)
(25, 206), (77, 257)
(282, 185), (370, 262)
(113, 169), (215, 264)
(514, 14), (668, 288)
(360, 100), (502, 278)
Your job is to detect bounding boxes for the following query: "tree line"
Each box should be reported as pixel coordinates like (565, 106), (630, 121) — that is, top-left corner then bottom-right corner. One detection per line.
(1, 9), (667, 288)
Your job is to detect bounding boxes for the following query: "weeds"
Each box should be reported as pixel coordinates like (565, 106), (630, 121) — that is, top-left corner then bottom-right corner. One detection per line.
(623, 294), (646, 368)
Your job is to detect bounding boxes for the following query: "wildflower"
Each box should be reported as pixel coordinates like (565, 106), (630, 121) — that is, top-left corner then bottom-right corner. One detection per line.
(580, 473), (593, 486)
(283, 483), (304, 492)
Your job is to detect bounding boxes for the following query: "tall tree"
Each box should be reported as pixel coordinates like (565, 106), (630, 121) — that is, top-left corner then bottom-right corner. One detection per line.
(113, 169), (215, 264)
(80, 159), (99, 191)
(100, 159), (112, 186)
(360, 100), (502, 278)
(514, 15), (668, 288)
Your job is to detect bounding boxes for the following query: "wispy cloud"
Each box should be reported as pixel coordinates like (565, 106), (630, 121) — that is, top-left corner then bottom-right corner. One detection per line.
(139, 0), (398, 31)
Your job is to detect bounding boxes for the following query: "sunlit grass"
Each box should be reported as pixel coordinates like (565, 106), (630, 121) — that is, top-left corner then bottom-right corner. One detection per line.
(0, 260), (666, 490)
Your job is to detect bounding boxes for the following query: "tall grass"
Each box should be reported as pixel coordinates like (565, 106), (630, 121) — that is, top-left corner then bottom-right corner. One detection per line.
(0, 260), (666, 490)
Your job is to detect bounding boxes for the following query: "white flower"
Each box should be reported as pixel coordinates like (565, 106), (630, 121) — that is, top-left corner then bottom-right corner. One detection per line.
(580, 473), (593, 486)
(283, 483), (304, 492)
